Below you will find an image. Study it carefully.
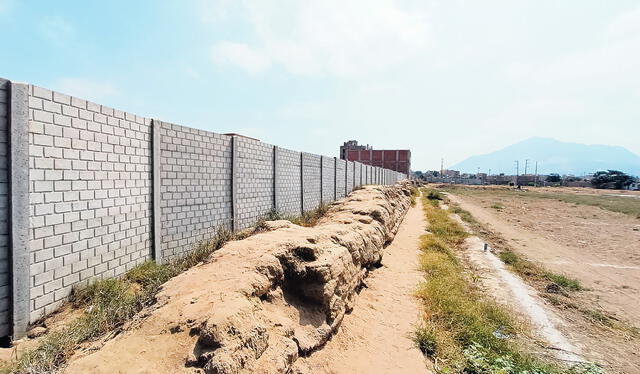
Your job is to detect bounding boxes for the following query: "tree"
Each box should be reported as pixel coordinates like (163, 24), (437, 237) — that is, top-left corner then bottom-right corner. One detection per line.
(591, 170), (635, 189)
(546, 173), (562, 183)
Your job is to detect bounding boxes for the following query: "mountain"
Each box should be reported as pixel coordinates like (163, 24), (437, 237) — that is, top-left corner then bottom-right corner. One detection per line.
(450, 137), (640, 176)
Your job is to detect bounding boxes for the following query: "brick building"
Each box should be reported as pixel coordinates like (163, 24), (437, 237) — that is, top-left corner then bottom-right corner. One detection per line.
(340, 140), (411, 175)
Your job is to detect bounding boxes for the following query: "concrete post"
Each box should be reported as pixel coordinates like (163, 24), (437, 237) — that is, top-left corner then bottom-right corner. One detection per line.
(151, 120), (162, 264)
(319, 156), (323, 204)
(334, 157), (337, 201)
(273, 146), (278, 211)
(231, 136), (239, 231)
(9, 82), (29, 339)
(300, 153), (304, 214)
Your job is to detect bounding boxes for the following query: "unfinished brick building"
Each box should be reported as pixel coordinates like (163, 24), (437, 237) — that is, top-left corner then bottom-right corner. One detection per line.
(340, 140), (411, 175)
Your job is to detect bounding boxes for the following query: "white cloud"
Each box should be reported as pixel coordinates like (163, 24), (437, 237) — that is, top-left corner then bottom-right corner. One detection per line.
(53, 78), (117, 102)
(211, 41), (272, 74)
(210, 0), (430, 77)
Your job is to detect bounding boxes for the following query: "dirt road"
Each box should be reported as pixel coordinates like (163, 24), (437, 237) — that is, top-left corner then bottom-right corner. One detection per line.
(296, 198), (429, 373)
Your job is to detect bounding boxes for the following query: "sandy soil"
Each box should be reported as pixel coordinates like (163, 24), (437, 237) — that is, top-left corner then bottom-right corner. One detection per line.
(60, 185), (424, 374)
(446, 192), (640, 373)
(295, 199), (429, 374)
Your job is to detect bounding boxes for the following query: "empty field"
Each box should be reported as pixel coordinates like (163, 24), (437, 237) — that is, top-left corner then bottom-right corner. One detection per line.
(439, 185), (640, 373)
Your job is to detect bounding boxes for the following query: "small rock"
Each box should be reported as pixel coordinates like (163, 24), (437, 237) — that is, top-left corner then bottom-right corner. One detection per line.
(27, 326), (47, 339)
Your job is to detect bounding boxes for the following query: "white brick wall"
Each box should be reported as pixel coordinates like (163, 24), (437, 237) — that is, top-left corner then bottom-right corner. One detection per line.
(27, 85), (153, 322)
(159, 122), (232, 260)
(336, 159), (346, 199)
(321, 156), (335, 203)
(276, 148), (302, 215)
(236, 137), (274, 229)
(302, 153), (321, 211)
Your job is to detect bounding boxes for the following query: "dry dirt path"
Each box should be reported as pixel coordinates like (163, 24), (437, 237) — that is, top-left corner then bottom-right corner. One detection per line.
(295, 198), (429, 374)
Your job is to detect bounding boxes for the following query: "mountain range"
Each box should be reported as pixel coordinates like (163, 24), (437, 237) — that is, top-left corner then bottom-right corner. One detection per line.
(450, 137), (640, 176)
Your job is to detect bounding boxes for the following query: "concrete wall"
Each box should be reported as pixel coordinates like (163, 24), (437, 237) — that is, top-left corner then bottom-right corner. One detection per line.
(158, 121), (232, 261)
(0, 79), (10, 337)
(0, 77), (408, 338)
(26, 85), (153, 323)
(302, 153), (321, 212)
(275, 147), (302, 216)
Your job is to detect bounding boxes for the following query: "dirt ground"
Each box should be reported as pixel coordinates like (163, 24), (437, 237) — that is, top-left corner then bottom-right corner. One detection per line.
(444, 187), (640, 373)
(296, 198), (428, 373)
(57, 185), (427, 374)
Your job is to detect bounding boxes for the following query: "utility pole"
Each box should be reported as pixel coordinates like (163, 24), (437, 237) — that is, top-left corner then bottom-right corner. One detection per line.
(440, 158), (444, 177)
(514, 160), (519, 186)
(534, 161), (538, 187)
(524, 159), (529, 175)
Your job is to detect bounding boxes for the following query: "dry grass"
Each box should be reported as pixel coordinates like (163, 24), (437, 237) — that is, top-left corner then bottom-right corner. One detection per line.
(439, 185), (640, 218)
(0, 227), (235, 374)
(414, 189), (602, 374)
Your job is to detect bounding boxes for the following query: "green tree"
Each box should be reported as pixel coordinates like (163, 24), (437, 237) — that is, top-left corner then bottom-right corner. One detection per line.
(591, 170), (635, 189)
(546, 173), (562, 183)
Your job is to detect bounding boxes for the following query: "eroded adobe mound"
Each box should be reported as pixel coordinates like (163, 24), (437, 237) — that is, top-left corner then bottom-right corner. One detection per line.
(64, 183), (412, 374)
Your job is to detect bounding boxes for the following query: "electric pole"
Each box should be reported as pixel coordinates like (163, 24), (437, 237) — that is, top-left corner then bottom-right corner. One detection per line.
(514, 160), (519, 186)
(524, 159), (529, 175)
(440, 158), (444, 178)
(534, 161), (538, 187)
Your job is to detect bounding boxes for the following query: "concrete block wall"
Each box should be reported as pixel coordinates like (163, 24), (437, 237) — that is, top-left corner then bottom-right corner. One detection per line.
(336, 159), (346, 199)
(321, 157), (335, 203)
(235, 137), (274, 229)
(0, 77), (407, 339)
(0, 79), (10, 337)
(26, 84), (153, 323)
(158, 121), (232, 261)
(302, 153), (321, 211)
(346, 161), (354, 193)
(275, 147), (302, 215)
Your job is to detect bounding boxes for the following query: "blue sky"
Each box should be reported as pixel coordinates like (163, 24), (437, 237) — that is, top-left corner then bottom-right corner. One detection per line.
(1, 0), (639, 171)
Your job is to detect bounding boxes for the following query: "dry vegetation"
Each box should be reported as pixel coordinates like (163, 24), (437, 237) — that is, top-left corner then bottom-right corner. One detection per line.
(414, 189), (601, 374)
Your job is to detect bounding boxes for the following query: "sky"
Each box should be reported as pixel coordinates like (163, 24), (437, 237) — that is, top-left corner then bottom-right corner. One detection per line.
(1, 0), (639, 171)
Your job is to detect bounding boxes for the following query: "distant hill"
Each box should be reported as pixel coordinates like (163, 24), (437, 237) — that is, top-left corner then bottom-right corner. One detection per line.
(450, 137), (640, 176)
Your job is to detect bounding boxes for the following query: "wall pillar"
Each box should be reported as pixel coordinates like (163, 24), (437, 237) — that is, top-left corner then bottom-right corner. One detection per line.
(273, 146), (279, 211)
(319, 156), (323, 204)
(333, 157), (337, 201)
(231, 136), (239, 231)
(151, 120), (162, 264)
(9, 82), (29, 339)
(300, 153), (304, 214)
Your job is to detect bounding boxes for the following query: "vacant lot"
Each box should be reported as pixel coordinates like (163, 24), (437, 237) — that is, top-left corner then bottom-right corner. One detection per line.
(440, 185), (640, 372)
(441, 185), (640, 324)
